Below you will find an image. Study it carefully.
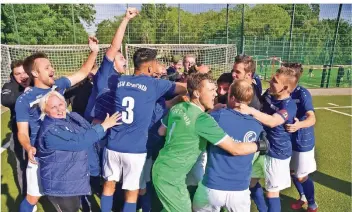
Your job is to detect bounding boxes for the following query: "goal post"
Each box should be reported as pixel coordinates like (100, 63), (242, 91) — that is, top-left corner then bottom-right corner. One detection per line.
(125, 44), (237, 78)
(1, 44), (111, 86)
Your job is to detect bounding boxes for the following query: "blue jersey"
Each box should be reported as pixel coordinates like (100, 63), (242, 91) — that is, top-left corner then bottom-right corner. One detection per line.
(84, 55), (119, 121)
(146, 98), (168, 157)
(291, 86), (315, 152)
(253, 73), (262, 95)
(262, 90), (297, 159)
(107, 75), (175, 153)
(15, 77), (71, 145)
(202, 108), (263, 191)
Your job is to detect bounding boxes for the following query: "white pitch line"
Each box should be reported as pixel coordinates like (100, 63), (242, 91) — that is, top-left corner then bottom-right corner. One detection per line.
(1, 142), (10, 154)
(324, 108), (352, 117)
(328, 103), (339, 106)
(299, 82), (320, 87)
(314, 106), (352, 110)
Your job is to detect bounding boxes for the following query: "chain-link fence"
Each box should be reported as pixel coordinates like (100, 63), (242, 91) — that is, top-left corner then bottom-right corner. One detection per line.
(1, 4), (351, 88)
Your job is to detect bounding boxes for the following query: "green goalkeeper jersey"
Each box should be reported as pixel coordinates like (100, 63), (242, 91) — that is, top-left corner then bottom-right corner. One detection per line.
(153, 102), (228, 183)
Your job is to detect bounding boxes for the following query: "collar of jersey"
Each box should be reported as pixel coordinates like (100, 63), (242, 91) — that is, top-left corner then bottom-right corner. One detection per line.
(190, 102), (204, 112)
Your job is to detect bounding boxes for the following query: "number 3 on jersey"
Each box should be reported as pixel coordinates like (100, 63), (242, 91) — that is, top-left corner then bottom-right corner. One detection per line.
(122, 97), (135, 124)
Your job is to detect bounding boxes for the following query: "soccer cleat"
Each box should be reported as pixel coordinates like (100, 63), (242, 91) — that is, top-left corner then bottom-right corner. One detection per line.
(291, 199), (307, 210)
(307, 207), (318, 212)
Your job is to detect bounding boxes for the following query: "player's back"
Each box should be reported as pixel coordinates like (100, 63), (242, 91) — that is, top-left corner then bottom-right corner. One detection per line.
(204, 108), (263, 191)
(154, 102), (206, 180)
(262, 90), (297, 159)
(107, 75), (174, 153)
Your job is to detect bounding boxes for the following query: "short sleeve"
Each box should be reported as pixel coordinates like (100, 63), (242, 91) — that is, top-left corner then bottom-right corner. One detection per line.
(300, 90), (314, 113)
(15, 97), (30, 122)
(155, 79), (176, 100)
(195, 113), (227, 145)
(55, 77), (71, 94)
(276, 101), (297, 122)
(94, 55), (115, 94)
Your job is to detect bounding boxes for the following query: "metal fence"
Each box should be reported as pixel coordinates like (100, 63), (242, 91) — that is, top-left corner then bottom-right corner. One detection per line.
(1, 4), (351, 88)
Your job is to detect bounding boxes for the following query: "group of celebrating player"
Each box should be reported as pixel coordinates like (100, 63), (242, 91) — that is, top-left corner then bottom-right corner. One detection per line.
(1, 7), (318, 212)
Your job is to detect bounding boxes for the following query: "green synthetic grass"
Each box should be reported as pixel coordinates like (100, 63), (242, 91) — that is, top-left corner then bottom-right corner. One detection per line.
(1, 96), (351, 212)
(1, 111), (11, 146)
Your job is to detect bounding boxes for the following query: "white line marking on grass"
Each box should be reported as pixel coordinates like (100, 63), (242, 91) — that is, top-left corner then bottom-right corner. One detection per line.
(324, 108), (352, 117)
(1, 142), (10, 154)
(315, 106), (352, 110)
(328, 103), (339, 106)
(299, 82), (320, 87)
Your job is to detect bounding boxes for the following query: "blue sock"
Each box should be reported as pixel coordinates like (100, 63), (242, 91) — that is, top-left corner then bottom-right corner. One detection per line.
(101, 194), (113, 212)
(291, 174), (305, 199)
(19, 198), (35, 212)
(140, 184), (152, 212)
(250, 182), (268, 212)
(123, 202), (137, 212)
(301, 177), (317, 209)
(267, 197), (281, 212)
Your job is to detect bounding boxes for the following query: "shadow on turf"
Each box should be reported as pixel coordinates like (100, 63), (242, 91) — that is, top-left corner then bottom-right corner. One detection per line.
(311, 171), (351, 196)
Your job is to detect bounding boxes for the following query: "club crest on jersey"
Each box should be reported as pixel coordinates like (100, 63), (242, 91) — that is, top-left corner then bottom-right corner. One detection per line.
(243, 131), (257, 143)
(278, 109), (289, 120)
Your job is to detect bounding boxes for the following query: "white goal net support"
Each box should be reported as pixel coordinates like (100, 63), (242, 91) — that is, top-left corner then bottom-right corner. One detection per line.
(1, 44), (111, 87)
(125, 44), (237, 78)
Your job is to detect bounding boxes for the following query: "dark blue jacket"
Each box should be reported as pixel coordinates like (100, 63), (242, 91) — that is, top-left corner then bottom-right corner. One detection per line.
(36, 112), (106, 196)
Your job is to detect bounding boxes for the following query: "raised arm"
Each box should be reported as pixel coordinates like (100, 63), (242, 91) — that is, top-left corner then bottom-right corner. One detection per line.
(105, 8), (138, 61)
(67, 36), (99, 86)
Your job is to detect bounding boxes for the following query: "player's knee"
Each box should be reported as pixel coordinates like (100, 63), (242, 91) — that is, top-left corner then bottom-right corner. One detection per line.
(125, 190), (139, 202)
(297, 175), (308, 183)
(266, 191), (280, 198)
(103, 181), (116, 195)
(26, 195), (40, 205)
(139, 188), (147, 195)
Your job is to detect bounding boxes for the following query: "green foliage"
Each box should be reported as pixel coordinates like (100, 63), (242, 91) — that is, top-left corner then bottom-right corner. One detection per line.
(1, 4), (95, 44)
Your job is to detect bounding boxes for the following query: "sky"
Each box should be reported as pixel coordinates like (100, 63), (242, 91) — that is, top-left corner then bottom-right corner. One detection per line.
(83, 4), (351, 35)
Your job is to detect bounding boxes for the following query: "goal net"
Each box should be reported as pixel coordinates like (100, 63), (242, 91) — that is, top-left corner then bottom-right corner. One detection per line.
(125, 44), (237, 78)
(1, 44), (111, 86)
(254, 56), (282, 80)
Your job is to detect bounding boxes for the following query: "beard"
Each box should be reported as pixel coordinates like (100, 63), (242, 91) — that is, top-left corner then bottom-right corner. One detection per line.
(217, 93), (228, 104)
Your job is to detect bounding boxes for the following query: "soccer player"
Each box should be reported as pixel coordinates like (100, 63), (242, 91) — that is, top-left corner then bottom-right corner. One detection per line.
(152, 73), (269, 212)
(167, 55), (183, 81)
(15, 37), (99, 212)
(1, 60), (31, 196)
(215, 72), (233, 104)
(283, 63), (318, 212)
(183, 54), (196, 73)
(100, 48), (187, 212)
(193, 79), (265, 212)
(241, 66), (298, 212)
(84, 7), (138, 122)
(232, 54), (267, 211)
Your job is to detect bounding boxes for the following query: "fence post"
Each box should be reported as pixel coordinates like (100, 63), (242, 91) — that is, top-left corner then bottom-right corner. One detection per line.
(326, 4), (343, 88)
(71, 4), (76, 44)
(300, 34), (305, 63)
(11, 4), (20, 44)
(178, 4), (181, 44)
(226, 4), (229, 45)
(240, 4), (245, 54)
(288, 4), (295, 62)
(254, 36), (257, 55)
(281, 36), (286, 61)
(127, 4), (130, 44)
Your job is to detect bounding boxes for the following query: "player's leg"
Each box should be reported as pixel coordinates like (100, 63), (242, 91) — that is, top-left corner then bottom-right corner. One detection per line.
(20, 159), (42, 212)
(192, 183), (222, 212)
(292, 149), (318, 211)
(290, 151), (307, 209)
(121, 153), (147, 212)
(249, 153), (267, 212)
(264, 156), (291, 212)
(101, 148), (121, 212)
(139, 156), (153, 212)
(225, 189), (251, 212)
(186, 152), (207, 199)
(153, 172), (192, 212)
(47, 196), (81, 212)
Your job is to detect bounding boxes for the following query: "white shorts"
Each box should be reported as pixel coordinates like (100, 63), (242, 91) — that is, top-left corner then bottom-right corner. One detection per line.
(193, 183), (250, 212)
(143, 156), (154, 184)
(26, 158), (43, 197)
(264, 156), (291, 192)
(103, 148), (147, 190)
(186, 152), (207, 186)
(290, 148), (317, 178)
